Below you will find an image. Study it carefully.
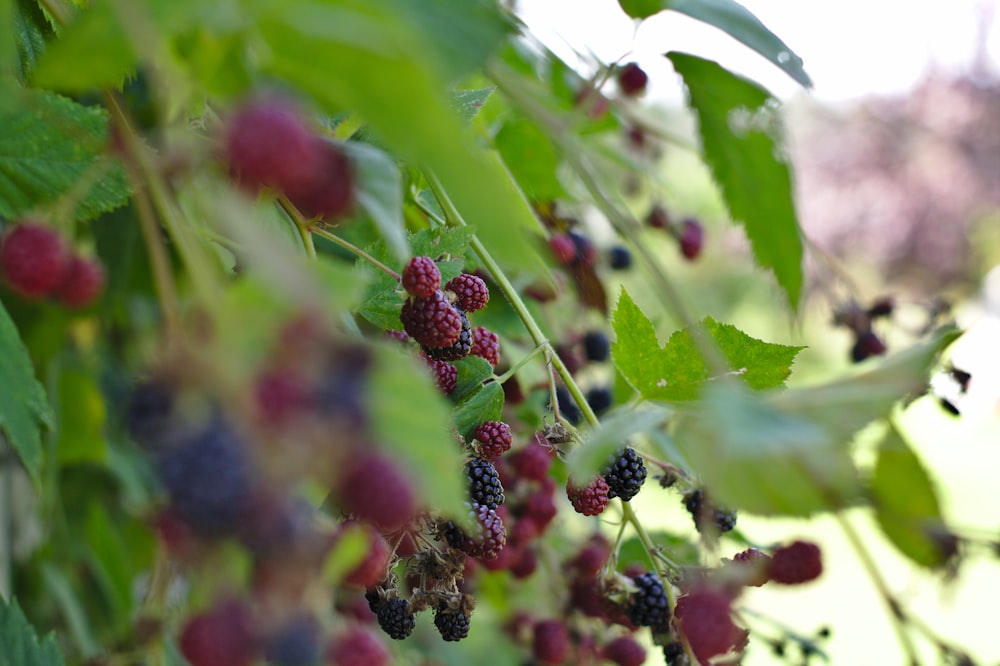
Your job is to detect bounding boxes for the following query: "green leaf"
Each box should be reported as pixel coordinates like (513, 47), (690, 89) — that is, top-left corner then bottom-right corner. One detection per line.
(568, 404), (669, 479)
(0, 300), (53, 485)
(452, 380), (504, 442)
(452, 87), (495, 123)
(667, 52), (803, 309)
(494, 117), (566, 201)
(620, 0), (811, 87)
(31, 0), (135, 92)
(341, 140), (408, 264)
(619, 531), (701, 569)
(41, 564), (98, 658)
(367, 346), (466, 517)
(452, 355), (493, 402)
(321, 523), (370, 584)
(611, 289), (803, 401)
(83, 503), (134, 631)
(14, 0), (52, 81)
(55, 366), (107, 465)
(871, 425), (950, 569)
(0, 596), (66, 666)
(0, 89), (130, 222)
(675, 381), (861, 516)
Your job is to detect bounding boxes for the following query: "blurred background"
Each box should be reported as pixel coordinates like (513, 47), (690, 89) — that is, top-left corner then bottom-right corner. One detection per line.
(514, 1), (1000, 663)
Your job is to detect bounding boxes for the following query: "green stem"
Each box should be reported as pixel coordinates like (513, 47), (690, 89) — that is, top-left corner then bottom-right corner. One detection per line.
(494, 344), (546, 385)
(310, 225), (401, 280)
(836, 512), (922, 666)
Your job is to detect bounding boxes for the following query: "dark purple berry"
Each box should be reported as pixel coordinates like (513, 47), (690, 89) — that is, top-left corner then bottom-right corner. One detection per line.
(0, 222), (70, 299)
(646, 205), (670, 229)
(617, 62), (648, 97)
(265, 616), (320, 666)
(473, 421), (512, 459)
(421, 309), (472, 361)
(433, 605), (471, 642)
(626, 572), (670, 631)
(471, 326), (500, 367)
(608, 245), (632, 270)
(401, 256), (441, 298)
(583, 331), (611, 362)
(180, 599), (256, 666)
(375, 598), (415, 640)
(442, 503), (506, 561)
(551, 385), (582, 425)
(465, 459), (504, 509)
(602, 447), (647, 502)
(677, 217), (704, 260)
(586, 386), (613, 415)
(400, 292), (462, 348)
(125, 379), (175, 447)
(851, 330), (887, 362)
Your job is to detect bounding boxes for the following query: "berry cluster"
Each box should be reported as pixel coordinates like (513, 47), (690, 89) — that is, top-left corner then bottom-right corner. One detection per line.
(645, 204), (706, 260)
(833, 297), (893, 362)
(0, 222), (105, 308)
(683, 487), (738, 535)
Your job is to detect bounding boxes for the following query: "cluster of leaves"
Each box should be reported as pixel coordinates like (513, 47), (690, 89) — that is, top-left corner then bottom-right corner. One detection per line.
(0, 0), (979, 665)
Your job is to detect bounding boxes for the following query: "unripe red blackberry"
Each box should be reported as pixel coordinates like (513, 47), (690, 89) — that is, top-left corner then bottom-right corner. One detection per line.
(423, 357), (457, 395)
(471, 326), (500, 367)
(769, 540), (822, 584)
(338, 451), (416, 531)
(548, 233), (577, 265)
(677, 217), (704, 260)
(465, 458), (505, 509)
(422, 309), (472, 361)
(617, 62), (649, 97)
(508, 436), (554, 481)
(223, 95), (321, 194)
(179, 599), (256, 666)
(0, 223), (70, 299)
(281, 136), (355, 220)
(732, 547), (771, 587)
(400, 292), (463, 348)
(602, 447), (647, 501)
(646, 205), (670, 229)
(674, 590), (744, 663)
(626, 572), (671, 630)
(433, 604), (471, 642)
(401, 256), (441, 298)
(445, 273), (489, 312)
(473, 421), (512, 459)
(55, 255), (105, 308)
(442, 503), (506, 560)
(566, 476), (610, 516)
(532, 619), (570, 664)
(325, 626), (390, 666)
(602, 635), (646, 666)
(851, 330), (886, 363)
(375, 597), (416, 640)
(384, 329), (410, 343)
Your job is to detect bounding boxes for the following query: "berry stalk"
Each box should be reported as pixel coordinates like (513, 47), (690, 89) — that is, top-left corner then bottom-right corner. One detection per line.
(308, 224), (401, 281)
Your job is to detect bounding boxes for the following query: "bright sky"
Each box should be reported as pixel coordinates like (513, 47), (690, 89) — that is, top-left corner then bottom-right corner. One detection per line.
(517, 0), (1000, 102)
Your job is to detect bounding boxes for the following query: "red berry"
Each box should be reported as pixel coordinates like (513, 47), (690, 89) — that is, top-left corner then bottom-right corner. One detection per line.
(602, 635), (646, 666)
(532, 619), (570, 664)
(732, 547), (771, 587)
(401, 256), (441, 298)
(851, 330), (887, 363)
(254, 370), (311, 425)
(522, 485), (558, 531)
(508, 436), (554, 481)
(867, 296), (895, 319)
(284, 137), (355, 220)
(338, 451), (416, 531)
(473, 421), (512, 459)
(471, 326), (500, 367)
(674, 590), (744, 663)
(54, 255), (105, 308)
(769, 540), (823, 584)
(509, 545), (538, 579)
(677, 218), (704, 260)
(223, 96), (321, 194)
(400, 292), (463, 348)
(384, 329), (410, 343)
(325, 626), (390, 666)
(646, 205), (670, 229)
(548, 233), (577, 265)
(566, 476), (610, 516)
(568, 230), (597, 267)
(423, 356), (457, 395)
(179, 599), (257, 666)
(0, 223), (70, 299)
(617, 62), (649, 97)
(445, 273), (489, 312)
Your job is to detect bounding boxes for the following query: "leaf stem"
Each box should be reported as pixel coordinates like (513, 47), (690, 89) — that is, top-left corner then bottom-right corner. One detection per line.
(311, 225), (401, 281)
(836, 511), (922, 666)
(493, 344), (546, 385)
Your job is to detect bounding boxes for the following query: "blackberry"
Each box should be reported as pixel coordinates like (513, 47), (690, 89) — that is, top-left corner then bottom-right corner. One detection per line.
(325, 626), (390, 666)
(125, 379), (175, 447)
(179, 599), (256, 666)
(433, 606), (471, 642)
(617, 62), (648, 97)
(586, 386), (613, 415)
(155, 418), (252, 537)
(507, 437), (553, 481)
(548, 234), (577, 265)
(265, 616), (321, 666)
(375, 597), (416, 640)
(55, 255), (105, 308)
(769, 540), (822, 584)
(675, 591), (742, 664)
(602, 447), (647, 501)
(400, 292), (462, 348)
(338, 451), (416, 531)
(608, 245), (633, 270)
(566, 476), (610, 516)
(401, 256), (440, 298)
(423, 357), (457, 395)
(551, 385), (582, 425)
(422, 310), (472, 361)
(626, 572), (670, 630)
(0, 222), (70, 299)
(646, 205), (670, 229)
(732, 547), (771, 587)
(663, 643), (684, 665)
(568, 229), (597, 267)
(445, 273), (489, 313)
(470, 326), (500, 366)
(442, 503), (506, 561)
(532, 619), (570, 665)
(715, 508), (738, 533)
(683, 488), (737, 534)
(582, 331), (611, 362)
(473, 421), (512, 459)
(365, 587), (383, 614)
(602, 635), (646, 666)
(284, 137), (355, 220)
(851, 330), (886, 363)
(867, 296), (895, 319)
(465, 459), (505, 509)
(677, 218), (704, 260)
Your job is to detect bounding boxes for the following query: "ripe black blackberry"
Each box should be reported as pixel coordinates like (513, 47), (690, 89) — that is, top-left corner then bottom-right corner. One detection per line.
(400, 292), (462, 348)
(434, 606), (471, 642)
(586, 386), (613, 415)
(608, 245), (633, 270)
(626, 572), (671, 630)
(422, 310), (472, 361)
(465, 459), (504, 509)
(375, 597), (416, 640)
(551, 385), (582, 425)
(602, 447), (647, 502)
(683, 488), (737, 534)
(663, 642), (684, 665)
(125, 379), (175, 447)
(155, 417), (252, 537)
(583, 331), (611, 362)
